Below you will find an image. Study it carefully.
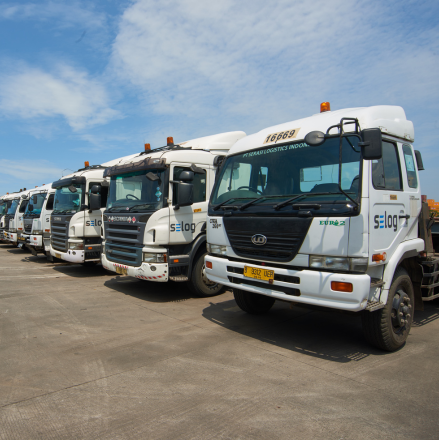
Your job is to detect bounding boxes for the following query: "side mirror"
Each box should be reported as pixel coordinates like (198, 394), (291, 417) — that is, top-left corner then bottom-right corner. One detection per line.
(415, 150), (424, 171)
(89, 193), (101, 211)
(28, 204), (34, 212)
(33, 195), (38, 204)
(175, 182), (193, 209)
(90, 185), (101, 194)
(360, 128), (382, 160)
(178, 171), (194, 182)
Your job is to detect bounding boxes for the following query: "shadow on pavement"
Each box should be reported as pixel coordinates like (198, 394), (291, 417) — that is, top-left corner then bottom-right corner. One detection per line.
(201, 297), (439, 364)
(104, 276), (195, 303)
(412, 299), (439, 327)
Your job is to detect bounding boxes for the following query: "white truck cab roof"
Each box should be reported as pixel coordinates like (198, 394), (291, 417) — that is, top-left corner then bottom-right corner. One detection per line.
(229, 106), (414, 156)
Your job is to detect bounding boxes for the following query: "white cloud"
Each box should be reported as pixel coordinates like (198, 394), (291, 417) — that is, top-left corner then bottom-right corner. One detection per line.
(110, 0), (439, 129)
(0, 63), (120, 130)
(0, 159), (63, 185)
(0, 1), (105, 29)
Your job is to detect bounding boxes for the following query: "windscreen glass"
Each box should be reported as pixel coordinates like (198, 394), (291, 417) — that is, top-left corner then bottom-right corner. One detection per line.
(25, 193), (46, 216)
(7, 199), (20, 215)
(211, 136), (361, 208)
(53, 185), (83, 214)
(0, 203), (6, 215)
(107, 170), (165, 212)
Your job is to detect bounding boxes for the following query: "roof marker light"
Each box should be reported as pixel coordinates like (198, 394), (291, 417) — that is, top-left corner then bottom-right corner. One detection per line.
(84, 161), (90, 167)
(145, 143), (151, 151)
(320, 102), (331, 113)
(167, 137), (174, 146)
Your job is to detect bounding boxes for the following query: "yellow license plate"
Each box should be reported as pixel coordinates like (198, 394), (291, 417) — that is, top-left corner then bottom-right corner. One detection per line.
(55, 253), (61, 259)
(115, 266), (127, 276)
(243, 266), (274, 281)
(18, 237), (25, 241)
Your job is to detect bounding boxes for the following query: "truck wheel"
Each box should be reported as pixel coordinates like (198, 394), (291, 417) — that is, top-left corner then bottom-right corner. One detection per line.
(362, 267), (414, 352)
(234, 289), (275, 314)
(187, 252), (225, 297)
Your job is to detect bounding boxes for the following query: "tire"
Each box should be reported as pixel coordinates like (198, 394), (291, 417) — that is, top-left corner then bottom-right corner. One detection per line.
(233, 288), (276, 315)
(362, 267), (414, 352)
(187, 251), (225, 297)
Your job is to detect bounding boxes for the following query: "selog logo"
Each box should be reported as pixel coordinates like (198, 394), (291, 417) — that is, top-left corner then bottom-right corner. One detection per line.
(86, 219), (102, 227)
(374, 212), (398, 231)
(171, 221), (195, 233)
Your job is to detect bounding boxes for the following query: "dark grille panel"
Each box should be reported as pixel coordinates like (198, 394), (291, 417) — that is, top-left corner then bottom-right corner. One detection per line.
(108, 232), (137, 240)
(108, 224), (138, 230)
(24, 219), (33, 233)
(106, 241), (142, 266)
(224, 216), (312, 263)
(50, 216), (71, 252)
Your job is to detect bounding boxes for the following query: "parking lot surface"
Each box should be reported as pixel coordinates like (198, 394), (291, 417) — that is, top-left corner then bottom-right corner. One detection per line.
(1, 243), (439, 439)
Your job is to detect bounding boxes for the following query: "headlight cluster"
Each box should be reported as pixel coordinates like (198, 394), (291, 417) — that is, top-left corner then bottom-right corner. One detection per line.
(32, 229), (43, 235)
(69, 242), (84, 250)
(206, 243), (227, 256)
(309, 255), (368, 273)
(143, 253), (167, 263)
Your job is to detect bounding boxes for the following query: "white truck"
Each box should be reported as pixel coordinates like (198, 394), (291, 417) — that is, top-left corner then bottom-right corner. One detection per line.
(101, 131), (246, 297)
(49, 159), (135, 264)
(22, 184), (55, 255)
(205, 104), (435, 351)
(3, 189), (31, 245)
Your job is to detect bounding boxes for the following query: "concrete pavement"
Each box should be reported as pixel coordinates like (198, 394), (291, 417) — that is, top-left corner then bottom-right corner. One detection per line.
(1, 243), (439, 439)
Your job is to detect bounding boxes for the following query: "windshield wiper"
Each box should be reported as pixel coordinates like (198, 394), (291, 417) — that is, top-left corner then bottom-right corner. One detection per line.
(212, 198), (237, 211)
(107, 207), (128, 212)
(239, 197), (267, 210)
(128, 204), (155, 211)
(273, 195), (305, 211)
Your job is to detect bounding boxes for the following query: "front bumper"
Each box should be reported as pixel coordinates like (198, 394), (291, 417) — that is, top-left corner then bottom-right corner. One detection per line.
(18, 233), (30, 244)
(28, 234), (43, 248)
(205, 255), (371, 312)
(102, 254), (168, 281)
(4, 232), (18, 243)
(50, 244), (102, 263)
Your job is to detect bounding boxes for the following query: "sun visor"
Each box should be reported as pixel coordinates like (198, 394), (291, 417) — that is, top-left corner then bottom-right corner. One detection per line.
(104, 157), (167, 178)
(52, 176), (86, 188)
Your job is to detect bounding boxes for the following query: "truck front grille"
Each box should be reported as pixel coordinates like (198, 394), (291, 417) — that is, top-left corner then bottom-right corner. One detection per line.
(51, 221), (68, 252)
(24, 219), (33, 233)
(106, 242), (142, 267)
(224, 216), (312, 263)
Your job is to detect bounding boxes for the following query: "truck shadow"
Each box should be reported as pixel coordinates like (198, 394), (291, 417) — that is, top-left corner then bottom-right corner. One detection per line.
(50, 263), (114, 278)
(202, 299), (439, 363)
(103, 277), (195, 303)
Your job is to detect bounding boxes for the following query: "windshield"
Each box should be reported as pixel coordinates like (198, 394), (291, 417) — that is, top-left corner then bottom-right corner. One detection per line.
(0, 203), (6, 216)
(107, 170), (165, 212)
(25, 193), (47, 216)
(53, 184), (83, 214)
(7, 199), (20, 215)
(211, 136), (361, 209)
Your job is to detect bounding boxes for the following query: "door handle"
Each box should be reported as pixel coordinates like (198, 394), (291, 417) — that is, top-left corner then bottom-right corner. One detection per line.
(399, 214), (410, 219)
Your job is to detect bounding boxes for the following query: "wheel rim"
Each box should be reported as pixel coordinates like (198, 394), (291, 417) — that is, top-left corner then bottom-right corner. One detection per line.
(201, 263), (217, 288)
(391, 289), (412, 333)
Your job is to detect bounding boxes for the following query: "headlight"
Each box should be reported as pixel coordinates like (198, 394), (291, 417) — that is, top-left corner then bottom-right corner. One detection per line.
(207, 243), (227, 256)
(143, 253), (167, 263)
(9, 228), (17, 233)
(69, 242), (84, 250)
(309, 255), (368, 273)
(32, 229), (43, 235)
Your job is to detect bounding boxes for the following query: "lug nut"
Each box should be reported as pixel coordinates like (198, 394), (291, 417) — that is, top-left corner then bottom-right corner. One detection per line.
(406, 314), (411, 319)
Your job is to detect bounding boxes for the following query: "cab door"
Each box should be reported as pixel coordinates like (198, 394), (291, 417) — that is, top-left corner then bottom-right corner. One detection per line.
(168, 163), (208, 245)
(43, 193), (55, 235)
(369, 140), (409, 261)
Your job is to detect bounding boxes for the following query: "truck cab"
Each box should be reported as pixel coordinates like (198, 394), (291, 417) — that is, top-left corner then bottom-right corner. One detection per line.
(205, 104), (428, 351)
(0, 194), (13, 242)
(49, 158), (136, 264)
(3, 189), (30, 245)
(22, 184), (55, 254)
(101, 131), (246, 297)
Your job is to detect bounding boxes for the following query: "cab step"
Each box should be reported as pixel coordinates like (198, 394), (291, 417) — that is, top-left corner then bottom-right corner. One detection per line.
(365, 300), (385, 312)
(169, 275), (189, 282)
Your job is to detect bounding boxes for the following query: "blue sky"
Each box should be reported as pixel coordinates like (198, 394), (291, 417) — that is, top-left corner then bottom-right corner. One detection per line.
(1, 0), (438, 198)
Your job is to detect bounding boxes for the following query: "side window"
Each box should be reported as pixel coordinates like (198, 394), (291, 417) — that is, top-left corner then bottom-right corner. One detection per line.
(46, 194), (54, 210)
(89, 182), (108, 208)
(173, 167), (206, 204)
(372, 141), (402, 191)
(19, 200), (28, 213)
(402, 145), (418, 188)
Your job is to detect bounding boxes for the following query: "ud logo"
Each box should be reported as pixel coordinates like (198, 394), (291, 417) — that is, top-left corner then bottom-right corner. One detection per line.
(251, 234), (267, 245)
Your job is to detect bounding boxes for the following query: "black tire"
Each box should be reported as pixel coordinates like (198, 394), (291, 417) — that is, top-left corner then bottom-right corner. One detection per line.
(362, 267), (414, 352)
(233, 288), (276, 315)
(187, 251), (225, 297)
